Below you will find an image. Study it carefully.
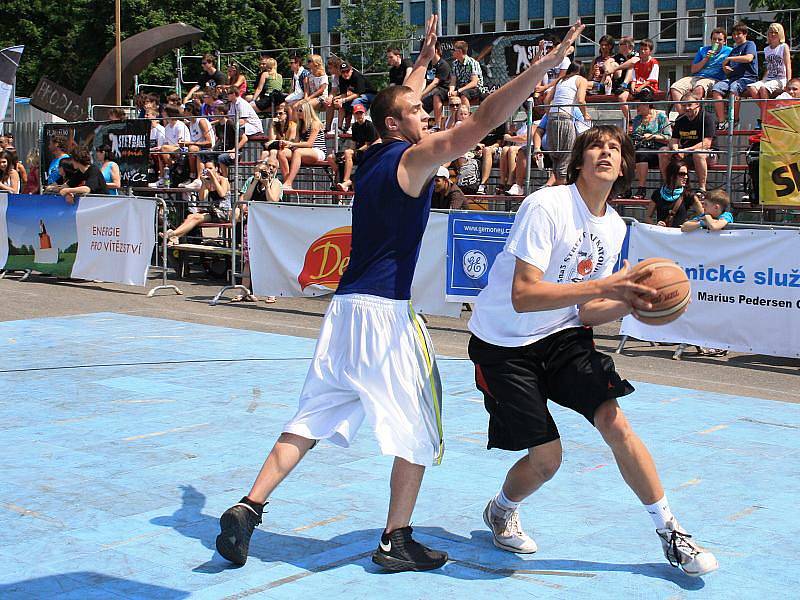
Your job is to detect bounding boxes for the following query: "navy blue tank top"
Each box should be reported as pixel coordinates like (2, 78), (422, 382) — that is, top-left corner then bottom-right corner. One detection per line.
(336, 140), (434, 300)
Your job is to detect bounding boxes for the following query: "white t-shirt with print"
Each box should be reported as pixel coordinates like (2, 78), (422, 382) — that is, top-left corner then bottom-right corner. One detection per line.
(164, 120), (190, 145)
(229, 97), (264, 136)
(468, 184), (627, 347)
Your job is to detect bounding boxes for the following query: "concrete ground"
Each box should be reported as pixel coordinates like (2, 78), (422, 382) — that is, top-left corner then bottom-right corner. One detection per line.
(1, 272), (798, 599)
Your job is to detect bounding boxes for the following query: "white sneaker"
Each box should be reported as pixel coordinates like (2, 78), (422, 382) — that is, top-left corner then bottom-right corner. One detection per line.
(477, 184), (486, 195)
(482, 499), (537, 554)
(505, 183), (523, 196)
(179, 177), (203, 190)
(657, 519), (719, 577)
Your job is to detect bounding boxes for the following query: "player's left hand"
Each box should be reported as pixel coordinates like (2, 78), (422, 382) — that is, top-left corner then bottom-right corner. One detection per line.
(538, 20), (584, 71)
(417, 15), (438, 65)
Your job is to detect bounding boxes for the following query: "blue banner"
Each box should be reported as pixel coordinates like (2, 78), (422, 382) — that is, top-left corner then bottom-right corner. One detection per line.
(3, 194), (79, 277)
(446, 211), (514, 300)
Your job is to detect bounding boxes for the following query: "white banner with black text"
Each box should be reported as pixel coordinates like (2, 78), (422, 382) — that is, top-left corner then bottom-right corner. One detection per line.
(620, 222), (800, 358)
(248, 203), (462, 317)
(71, 195), (156, 286)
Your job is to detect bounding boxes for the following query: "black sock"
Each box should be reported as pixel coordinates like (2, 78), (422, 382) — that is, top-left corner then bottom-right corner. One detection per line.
(240, 496), (265, 515)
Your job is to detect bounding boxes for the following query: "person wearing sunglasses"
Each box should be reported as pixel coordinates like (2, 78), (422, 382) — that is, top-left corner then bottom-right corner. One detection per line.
(648, 159), (692, 226)
(183, 54), (226, 105)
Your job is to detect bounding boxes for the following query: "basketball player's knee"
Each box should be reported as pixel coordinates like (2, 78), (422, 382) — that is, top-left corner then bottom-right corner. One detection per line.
(533, 456), (561, 482)
(528, 445), (562, 481)
(594, 403), (633, 446)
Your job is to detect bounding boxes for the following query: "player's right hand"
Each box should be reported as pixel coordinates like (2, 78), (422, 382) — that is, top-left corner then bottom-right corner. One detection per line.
(598, 260), (657, 311)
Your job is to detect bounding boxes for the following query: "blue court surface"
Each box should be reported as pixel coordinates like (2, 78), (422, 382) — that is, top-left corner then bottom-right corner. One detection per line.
(1, 313), (798, 599)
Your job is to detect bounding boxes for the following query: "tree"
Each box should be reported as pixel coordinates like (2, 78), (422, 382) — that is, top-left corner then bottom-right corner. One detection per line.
(0, 0), (305, 97)
(334, 0), (417, 88)
(738, 1), (799, 80)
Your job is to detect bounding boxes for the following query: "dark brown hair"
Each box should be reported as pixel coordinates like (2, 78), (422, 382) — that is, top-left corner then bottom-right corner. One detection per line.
(731, 21), (748, 35)
(566, 125), (635, 199)
(370, 85), (412, 138)
(71, 146), (92, 166)
(665, 158), (690, 191)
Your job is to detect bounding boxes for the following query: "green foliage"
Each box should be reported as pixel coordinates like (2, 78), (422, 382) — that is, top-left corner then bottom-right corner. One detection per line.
(0, 0), (305, 97)
(334, 0), (417, 88)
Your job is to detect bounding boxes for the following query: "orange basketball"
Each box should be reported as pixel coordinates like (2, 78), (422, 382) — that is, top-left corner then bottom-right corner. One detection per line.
(630, 257), (691, 326)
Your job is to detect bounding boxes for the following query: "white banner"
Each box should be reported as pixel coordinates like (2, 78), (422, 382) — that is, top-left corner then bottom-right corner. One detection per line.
(248, 203), (461, 317)
(71, 196), (155, 286)
(620, 222), (800, 358)
(0, 193), (7, 268)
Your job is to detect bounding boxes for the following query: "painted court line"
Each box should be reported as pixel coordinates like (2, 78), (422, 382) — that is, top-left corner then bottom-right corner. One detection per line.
(698, 424), (729, 435)
(292, 514), (348, 532)
(727, 506), (765, 522)
(123, 423), (210, 441)
(221, 551), (374, 598)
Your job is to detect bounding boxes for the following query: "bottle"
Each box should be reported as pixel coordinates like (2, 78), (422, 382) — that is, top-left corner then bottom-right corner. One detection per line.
(163, 166), (171, 188)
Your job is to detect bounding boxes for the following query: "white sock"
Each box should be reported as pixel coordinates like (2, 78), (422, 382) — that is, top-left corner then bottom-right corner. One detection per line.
(494, 488), (521, 512)
(645, 495), (675, 529)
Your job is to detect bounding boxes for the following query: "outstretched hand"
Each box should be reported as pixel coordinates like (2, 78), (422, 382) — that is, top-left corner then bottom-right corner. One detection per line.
(416, 14), (438, 66)
(536, 20), (584, 71)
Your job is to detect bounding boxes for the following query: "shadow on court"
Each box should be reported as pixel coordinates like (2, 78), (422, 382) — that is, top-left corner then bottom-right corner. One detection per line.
(151, 485), (703, 591)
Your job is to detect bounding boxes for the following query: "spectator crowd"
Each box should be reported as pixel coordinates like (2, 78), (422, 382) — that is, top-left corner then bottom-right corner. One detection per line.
(10, 19), (797, 234)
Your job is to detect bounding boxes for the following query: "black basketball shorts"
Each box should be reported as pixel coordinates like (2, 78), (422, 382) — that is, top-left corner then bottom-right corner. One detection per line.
(468, 327), (634, 451)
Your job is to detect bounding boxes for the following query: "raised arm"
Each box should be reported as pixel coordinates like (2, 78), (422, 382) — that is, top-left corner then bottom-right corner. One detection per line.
(404, 15), (438, 96)
(403, 21), (584, 190)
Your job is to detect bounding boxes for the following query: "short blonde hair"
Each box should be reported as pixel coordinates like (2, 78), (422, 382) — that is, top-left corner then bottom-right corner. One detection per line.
(264, 57), (278, 76)
(768, 23), (786, 44)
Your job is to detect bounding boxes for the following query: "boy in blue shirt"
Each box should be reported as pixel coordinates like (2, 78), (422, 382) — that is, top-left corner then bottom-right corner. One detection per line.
(711, 22), (758, 130)
(681, 189), (734, 231)
(669, 28), (732, 103)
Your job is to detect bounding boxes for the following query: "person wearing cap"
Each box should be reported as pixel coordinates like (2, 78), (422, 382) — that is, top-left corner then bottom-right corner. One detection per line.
(329, 103), (380, 192)
(431, 165), (465, 209)
(332, 61), (377, 134)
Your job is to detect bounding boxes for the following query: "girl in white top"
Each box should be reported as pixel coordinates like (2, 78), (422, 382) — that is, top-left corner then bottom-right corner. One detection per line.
(746, 23), (792, 120)
(182, 104), (216, 178)
(304, 54), (329, 109)
(546, 62), (590, 184)
(281, 100), (327, 190)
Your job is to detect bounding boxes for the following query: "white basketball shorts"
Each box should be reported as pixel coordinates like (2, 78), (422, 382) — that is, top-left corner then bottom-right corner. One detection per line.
(283, 293), (445, 466)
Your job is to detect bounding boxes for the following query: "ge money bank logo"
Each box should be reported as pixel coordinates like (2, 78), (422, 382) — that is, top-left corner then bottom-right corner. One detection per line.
(462, 249), (488, 280)
(298, 227), (352, 291)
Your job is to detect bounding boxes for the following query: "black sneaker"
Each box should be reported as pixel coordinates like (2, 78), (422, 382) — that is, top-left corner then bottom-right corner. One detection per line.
(215, 497), (264, 566)
(371, 526), (448, 572)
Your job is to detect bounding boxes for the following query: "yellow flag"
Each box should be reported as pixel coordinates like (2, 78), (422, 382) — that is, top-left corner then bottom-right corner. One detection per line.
(760, 99), (800, 206)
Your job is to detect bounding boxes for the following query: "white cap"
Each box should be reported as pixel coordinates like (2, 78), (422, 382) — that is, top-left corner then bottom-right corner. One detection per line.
(435, 166), (449, 178)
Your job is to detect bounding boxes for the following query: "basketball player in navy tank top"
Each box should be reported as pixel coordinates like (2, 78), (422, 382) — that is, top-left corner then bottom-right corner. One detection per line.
(216, 16), (584, 572)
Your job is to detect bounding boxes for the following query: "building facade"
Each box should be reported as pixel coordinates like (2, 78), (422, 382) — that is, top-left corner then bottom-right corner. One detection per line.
(301, 0), (759, 87)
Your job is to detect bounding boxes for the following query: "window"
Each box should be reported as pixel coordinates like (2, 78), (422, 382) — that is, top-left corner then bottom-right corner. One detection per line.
(579, 16), (595, 45)
(328, 0), (339, 6)
(482, 22), (496, 33)
(606, 15), (621, 40)
(529, 19), (544, 30)
(660, 11), (677, 41)
(309, 32), (321, 48)
(506, 21), (519, 31)
(717, 8), (735, 33)
(310, 0), (320, 8)
(328, 31), (341, 55)
(554, 17), (570, 28)
(633, 13), (649, 40)
(687, 9), (704, 39)
(457, 23), (471, 35)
